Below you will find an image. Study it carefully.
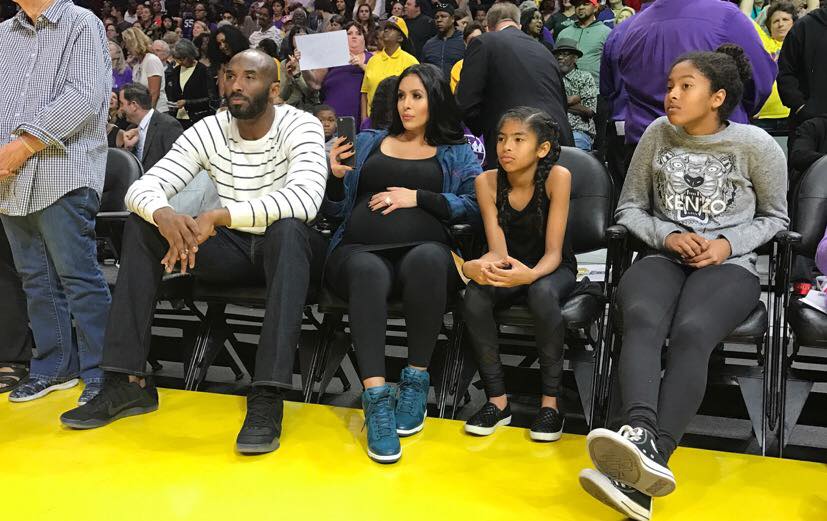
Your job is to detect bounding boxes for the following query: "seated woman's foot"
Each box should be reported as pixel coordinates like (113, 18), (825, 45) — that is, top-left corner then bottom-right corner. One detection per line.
(586, 425), (676, 497)
(579, 468), (652, 521)
(395, 367), (429, 437)
(236, 386), (283, 454)
(529, 407), (564, 442)
(464, 402), (512, 436)
(60, 373), (158, 429)
(9, 376), (79, 403)
(362, 385), (401, 463)
(0, 363), (28, 394)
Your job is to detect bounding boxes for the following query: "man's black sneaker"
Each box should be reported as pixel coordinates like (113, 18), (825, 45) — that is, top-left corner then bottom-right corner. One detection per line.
(586, 425), (676, 497)
(236, 386), (283, 454)
(529, 407), (564, 442)
(60, 373), (159, 429)
(579, 468), (652, 521)
(464, 402), (512, 436)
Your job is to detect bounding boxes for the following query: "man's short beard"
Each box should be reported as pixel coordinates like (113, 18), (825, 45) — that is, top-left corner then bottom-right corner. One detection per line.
(226, 89), (270, 120)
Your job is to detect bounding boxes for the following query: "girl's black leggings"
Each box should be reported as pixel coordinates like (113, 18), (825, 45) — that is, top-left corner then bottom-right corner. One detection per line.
(461, 268), (576, 398)
(616, 256), (760, 461)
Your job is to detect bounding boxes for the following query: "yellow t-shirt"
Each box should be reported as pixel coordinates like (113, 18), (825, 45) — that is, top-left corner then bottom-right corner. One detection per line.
(450, 59), (463, 93)
(360, 47), (419, 115)
(753, 20), (789, 120)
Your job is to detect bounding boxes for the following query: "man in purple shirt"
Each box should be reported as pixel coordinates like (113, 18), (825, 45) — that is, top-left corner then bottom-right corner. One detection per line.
(602, 0), (776, 148)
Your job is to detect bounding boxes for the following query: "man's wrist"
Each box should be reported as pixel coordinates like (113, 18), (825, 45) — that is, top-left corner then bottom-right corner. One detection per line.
(209, 208), (232, 227)
(153, 206), (176, 223)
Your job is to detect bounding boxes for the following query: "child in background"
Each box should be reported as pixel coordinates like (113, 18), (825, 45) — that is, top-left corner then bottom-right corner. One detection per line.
(313, 104), (338, 154)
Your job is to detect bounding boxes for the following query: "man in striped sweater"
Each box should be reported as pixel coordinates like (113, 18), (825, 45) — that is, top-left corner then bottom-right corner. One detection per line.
(61, 50), (329, 455)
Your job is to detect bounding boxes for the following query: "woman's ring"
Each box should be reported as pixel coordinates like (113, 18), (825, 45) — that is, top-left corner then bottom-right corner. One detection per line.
(384, 197), (392, 206)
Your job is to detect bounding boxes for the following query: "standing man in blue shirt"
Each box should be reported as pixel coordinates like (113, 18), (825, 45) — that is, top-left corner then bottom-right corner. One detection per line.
(422, 3), (466, 80)
(0, 0), (112, 405)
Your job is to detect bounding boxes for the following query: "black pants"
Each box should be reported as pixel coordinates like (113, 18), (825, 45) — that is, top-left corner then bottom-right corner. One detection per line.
(616, 256), (760, 460)
(0, 219), (33, 364)
(102, 215), (327, 388)
(328, 243), (460, 379)
(462, 268), (575, 398)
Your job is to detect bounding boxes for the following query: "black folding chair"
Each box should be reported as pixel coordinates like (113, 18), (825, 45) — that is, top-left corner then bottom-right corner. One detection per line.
(776, 156), (827, 457)
(598, 221), (795, 455)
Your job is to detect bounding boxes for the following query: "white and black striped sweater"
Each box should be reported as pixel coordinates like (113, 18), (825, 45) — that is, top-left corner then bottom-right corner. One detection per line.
(125, 105), (328, 235)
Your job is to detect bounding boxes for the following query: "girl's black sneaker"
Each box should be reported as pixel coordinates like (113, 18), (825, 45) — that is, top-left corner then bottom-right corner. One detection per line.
(464, 402), (512, 436)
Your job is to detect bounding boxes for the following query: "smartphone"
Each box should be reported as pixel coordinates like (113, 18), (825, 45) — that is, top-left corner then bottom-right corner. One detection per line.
(336, 116), (357, 169)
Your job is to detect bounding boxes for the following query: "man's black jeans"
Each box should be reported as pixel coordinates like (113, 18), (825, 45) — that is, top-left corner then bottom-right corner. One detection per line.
(101, 215), (327, 388)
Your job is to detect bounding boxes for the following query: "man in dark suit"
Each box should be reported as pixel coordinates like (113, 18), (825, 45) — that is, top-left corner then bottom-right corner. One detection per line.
(456, 2), (573, 168)
(118, 82), (184, 172)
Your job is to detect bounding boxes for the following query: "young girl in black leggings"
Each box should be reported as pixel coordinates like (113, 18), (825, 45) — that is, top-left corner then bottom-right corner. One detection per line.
(461, 107), (576, 442)
(579, 45), (789, 521)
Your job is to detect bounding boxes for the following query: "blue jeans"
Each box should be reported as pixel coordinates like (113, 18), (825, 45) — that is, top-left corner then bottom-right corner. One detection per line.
(573, 130), (594, 152)
(1, 187), (111, 384)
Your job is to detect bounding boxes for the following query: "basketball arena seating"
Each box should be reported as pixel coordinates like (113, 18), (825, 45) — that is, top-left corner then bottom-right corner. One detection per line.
(95, 146), (826, 458)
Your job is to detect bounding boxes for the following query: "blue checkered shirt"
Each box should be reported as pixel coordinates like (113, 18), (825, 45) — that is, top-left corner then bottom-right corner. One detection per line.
(0, 0), (111, 216)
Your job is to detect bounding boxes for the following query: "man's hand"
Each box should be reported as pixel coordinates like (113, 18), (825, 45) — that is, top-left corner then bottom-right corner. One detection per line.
(154, 207), (201, 273)
(123, 128), (139, 149)
(664, 232), (709, 260)
(194, 208), (230, 244)
(0, 138), (38, 179)
(685, 238), (732, 269)
(369, 187), (417, 215)
(176, 99), (186, 109)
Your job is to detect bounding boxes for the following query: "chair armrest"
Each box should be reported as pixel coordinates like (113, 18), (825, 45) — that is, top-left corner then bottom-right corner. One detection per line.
(607, 224), (628, 241)
(774, 230), (802, 246)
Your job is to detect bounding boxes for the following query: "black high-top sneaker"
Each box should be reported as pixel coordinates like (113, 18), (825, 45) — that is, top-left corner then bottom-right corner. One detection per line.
(586, 425), (676, 497)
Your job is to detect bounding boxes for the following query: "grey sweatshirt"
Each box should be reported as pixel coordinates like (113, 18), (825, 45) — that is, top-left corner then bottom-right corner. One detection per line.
(616, 117), (789, 276)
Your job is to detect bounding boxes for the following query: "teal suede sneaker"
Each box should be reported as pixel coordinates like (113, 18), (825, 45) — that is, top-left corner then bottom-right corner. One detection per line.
(395, 367), (429, 437)
(362, 385), (401, 463)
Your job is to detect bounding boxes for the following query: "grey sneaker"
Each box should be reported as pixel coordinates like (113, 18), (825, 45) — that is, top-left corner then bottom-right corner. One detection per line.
(9, 376), (79, 403)
(78, 382), (103, 406)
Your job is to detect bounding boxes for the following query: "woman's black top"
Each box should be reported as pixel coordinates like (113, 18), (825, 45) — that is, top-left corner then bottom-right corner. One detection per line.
(498, 179), (577, 273)
(342, 147), (449, 246)
(107, 125), (120, 148)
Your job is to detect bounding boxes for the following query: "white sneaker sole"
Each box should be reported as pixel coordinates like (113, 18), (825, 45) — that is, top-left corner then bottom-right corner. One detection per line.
(464, 416), (512, 436)
(367, 448), (401, 463)
(579, 468), (651, 521)
(9, 378), (79, 403)
(586, 428), (676, 497)
(396, 411), (426, 437)
(529, 429), (563, 442)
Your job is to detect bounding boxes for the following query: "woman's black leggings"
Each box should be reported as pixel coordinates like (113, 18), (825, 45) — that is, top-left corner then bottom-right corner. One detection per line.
(616, 256), (760, 461)
(329, 243), (460, 379)
(462, 268), (576, 398)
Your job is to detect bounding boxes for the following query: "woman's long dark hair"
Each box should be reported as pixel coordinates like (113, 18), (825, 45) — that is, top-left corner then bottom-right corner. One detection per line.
(387, 64), (466, 146)
(207, 25), (249, 65)
(370, 76), (398, 130)
(281, 25), (308, 59)
(495, 107), (562, 234)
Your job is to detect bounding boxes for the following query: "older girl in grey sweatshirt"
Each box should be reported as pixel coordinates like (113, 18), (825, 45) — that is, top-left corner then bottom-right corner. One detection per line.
(579, 45), (789, 521)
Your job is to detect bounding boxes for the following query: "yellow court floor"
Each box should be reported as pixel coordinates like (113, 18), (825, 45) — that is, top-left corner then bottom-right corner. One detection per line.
(1, 388), (825, 521)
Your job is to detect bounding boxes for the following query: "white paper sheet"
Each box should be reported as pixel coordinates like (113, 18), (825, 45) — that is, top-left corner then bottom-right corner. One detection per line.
(296, 31), (350, 71)
(801, 290), (827, 315)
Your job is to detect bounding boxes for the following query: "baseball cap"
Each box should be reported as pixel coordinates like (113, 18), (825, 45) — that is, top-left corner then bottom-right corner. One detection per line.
(434, 3), (455, 16)
(573, 0), (599, 6)
(385, 16), (409, 39)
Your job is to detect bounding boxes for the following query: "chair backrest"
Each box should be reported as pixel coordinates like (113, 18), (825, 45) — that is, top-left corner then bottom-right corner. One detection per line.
(557, 146), (614, 254)
(791, 156), (827, 258)
(101, 147), (143, 212)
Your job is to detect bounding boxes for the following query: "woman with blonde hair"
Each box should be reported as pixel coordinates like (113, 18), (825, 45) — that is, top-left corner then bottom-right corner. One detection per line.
(108, 40), (133, 92)
(121, 27), (170, 112)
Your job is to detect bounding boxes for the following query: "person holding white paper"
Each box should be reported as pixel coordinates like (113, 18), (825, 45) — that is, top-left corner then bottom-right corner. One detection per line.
(280, 26), (321, 110)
